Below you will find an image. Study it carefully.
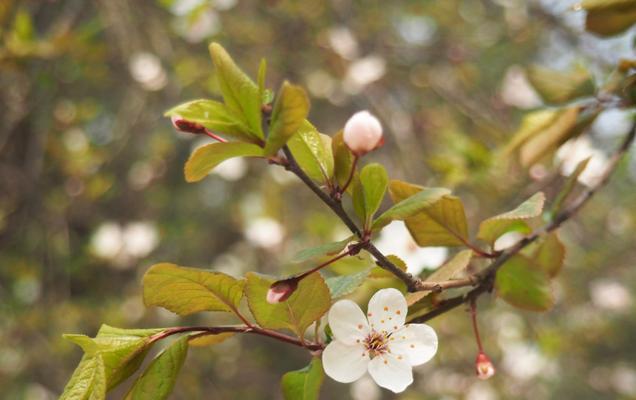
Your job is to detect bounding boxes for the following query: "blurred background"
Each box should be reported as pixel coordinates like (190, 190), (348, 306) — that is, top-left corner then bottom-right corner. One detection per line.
(1, 0), (635, 399)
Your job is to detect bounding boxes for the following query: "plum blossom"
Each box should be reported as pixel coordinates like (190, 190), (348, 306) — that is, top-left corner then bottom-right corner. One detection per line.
(343, 111), (384, 156)
(322, 288), (438, 393)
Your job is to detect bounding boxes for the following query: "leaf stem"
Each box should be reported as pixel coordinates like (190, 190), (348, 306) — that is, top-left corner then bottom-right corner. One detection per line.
(338, 154), (359, 195)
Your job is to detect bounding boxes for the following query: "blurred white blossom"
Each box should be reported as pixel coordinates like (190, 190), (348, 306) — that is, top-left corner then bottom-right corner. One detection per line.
(129, 52), (167, 91)
(556, 136), (608, 187)
(375, 221), (448, 275)
(590, 279), (632, 312)
(244, 217), (284, 249)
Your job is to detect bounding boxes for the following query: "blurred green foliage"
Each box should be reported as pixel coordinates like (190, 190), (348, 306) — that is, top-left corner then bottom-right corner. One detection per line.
(1, 0), (636, 399)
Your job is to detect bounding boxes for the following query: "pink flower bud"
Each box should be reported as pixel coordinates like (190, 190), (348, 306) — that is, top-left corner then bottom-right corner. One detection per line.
(266, 278), (299, 304)
(171, 115), (206, 135)
(475, 352), (495, 380)
(343, 110), (384, 156)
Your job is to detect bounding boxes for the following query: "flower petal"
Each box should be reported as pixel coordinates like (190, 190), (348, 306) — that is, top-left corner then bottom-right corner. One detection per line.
(322, 340), (370, 383)
(367, 353), (413, 393)
(367, 288), (407, 334)
(389, 323), (438, 366)
(328, 299), (370, 344)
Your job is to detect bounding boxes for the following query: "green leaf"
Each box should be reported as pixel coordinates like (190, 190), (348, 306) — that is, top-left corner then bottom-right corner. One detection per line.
(332, 131), (356, 192)
(291, 236), (353, 263)
(531, 232), (566, 278)
(527, 65), (595, 104)
(184, 142), (264, 183)
(287, 121), (335, 183)
(63, 325), (164, 391)
(209, 42), (263, 139)
(60, 355), (107, 400)
(584, 1), (636, 36)
(477, 192), (545, 245)
(264, 81), (310, 155)
(281, 358), (324, 400)
(125, 335), (189, 400)
(188, 332), (235, 347)
(353, 163), (388, 226)
(406, 250), (473, 304)
(384, 180), (468, 246)
(164, 99), (255, 143)
(505, 109), (560, 154)
(143, 263), (245, 316)
(326, 270), (370, 298)
(550, 157), (591, 216)
(495, 255), (554, 311)
(245, 272), (331, 338)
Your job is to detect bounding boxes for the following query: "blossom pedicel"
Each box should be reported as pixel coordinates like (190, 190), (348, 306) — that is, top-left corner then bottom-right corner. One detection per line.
(322, 288), (438, 393)
(343, 110), (384, 156)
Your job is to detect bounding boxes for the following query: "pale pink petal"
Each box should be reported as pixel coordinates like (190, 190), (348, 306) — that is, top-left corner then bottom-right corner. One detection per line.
(389, 323), (438, 366)
(322, 340), (370, 383)
(367, 352), (413, 393)
(367, 288), (407, 334)
(328, 299), (370, 344)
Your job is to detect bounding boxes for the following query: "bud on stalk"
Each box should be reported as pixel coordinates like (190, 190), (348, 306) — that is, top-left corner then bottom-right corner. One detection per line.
(266, 277), (299, 304)
(343, 110), (384, 156)
(475, 351), (496, 380)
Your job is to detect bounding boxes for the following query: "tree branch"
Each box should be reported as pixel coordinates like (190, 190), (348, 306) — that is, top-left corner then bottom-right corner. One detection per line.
(412, 118), (636, 323)
(281, 145), (422, 291)
(151, 325), (324, 351)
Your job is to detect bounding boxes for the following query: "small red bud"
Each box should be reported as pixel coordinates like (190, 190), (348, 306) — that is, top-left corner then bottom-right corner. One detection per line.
(171, 115), (207, 135)
(475, 352), (496, 380)
(266, 278), (299, 304)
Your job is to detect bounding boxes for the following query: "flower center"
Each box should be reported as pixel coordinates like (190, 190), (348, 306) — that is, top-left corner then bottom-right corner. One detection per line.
(364, 331), (389, 358)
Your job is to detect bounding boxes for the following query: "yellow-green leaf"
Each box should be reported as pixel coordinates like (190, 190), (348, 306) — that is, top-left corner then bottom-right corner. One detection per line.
(281, 358), (324, 400)
(495, 255), (554, 311)
(164, 99), (254, 143)
(379, 180), (467, 247)
(264, 81), (310, 155)
(143, 263), (245, 316)
(526, 65), (595, 104)
(372, 180), (451, 231)
(245, 272), (331, 338)
(287, 121), (334, 183)
(184, 142), (264, 183)
(209, 42), (263, 138)
(60, 355), (107, 400)
(519, 107), (579, 167)
(125, 335), (189, 400)
(63, 325), (164, 391)
(477, 192), (545, 245)
(550, 157), (591, 215)
(531, 232), (566, 278)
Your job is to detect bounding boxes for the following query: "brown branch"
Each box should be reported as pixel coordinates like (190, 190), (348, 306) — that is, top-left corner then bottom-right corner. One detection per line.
(412, 118), (636, 323)
(150, 325), (324, 351)
(281, 146), (422, 291)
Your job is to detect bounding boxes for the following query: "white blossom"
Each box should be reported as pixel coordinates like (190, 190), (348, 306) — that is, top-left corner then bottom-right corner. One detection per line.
(322, 288), (438, 393)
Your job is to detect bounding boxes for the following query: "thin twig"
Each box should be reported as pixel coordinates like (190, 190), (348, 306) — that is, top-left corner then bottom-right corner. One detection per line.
(150, 325), (324, 351)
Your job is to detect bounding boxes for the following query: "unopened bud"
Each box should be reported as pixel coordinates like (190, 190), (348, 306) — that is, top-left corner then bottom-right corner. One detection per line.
(475, 352), (495, 380)
(266, 278), (299, 304)
(171, 115), (206, 135)
(343, 110), (384, 156)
